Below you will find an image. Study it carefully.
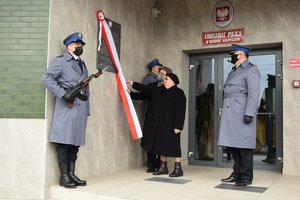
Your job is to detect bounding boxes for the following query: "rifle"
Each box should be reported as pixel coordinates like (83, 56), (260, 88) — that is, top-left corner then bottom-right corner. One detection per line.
(65, 66), (109, 108)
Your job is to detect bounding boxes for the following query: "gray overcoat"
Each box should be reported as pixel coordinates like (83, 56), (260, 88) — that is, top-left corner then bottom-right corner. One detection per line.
(218, 60), (260, 149)
(42, 52), (90, 146)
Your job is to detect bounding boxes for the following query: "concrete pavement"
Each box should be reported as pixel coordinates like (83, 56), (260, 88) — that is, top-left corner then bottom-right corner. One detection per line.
(50, 165), (300, 200)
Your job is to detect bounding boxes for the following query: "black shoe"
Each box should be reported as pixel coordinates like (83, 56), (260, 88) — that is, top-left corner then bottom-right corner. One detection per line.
(59, 163), (76, 188)
(59, 174), (77, 188)
(153, 161), (168, 175)
(169, 162), (183, 177)
(69, 162), (87, 186)
(235, 180), (252, 186)
(69, 174), (87, 186)
(262, 157), (275, 163)
(221, 176), (237, 183)
(146, 167), (155, 173)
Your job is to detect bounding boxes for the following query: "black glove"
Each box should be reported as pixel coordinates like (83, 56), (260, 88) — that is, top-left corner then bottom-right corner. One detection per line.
(244, 115), (253, 124)
(63, 91), (74, 102)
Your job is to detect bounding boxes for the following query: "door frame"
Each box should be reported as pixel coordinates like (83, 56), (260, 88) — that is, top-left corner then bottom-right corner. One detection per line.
(188, 48), (283, 171)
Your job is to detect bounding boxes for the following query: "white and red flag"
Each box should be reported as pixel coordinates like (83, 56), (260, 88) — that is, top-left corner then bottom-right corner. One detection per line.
(96, 10), (142, 140)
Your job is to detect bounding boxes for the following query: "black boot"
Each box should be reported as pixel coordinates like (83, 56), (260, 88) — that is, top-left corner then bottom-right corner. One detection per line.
(69, 162), (87, 186)
(153, 161), (168, 175)
(169, 162), (183, 177)
(59, 163), (76, 188)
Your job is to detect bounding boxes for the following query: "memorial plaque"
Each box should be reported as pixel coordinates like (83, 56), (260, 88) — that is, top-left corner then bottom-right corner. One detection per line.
(96, 18), (121, 73)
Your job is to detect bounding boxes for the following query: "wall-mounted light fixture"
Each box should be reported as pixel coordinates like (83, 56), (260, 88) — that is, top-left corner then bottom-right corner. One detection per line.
(151, 1), (163, 18)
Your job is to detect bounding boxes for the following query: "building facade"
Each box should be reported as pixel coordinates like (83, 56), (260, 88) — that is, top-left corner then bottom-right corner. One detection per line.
(0, 0), (300, 199)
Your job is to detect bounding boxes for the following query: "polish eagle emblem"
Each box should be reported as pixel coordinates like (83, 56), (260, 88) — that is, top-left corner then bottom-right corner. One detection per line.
(216, 6), (229, 22)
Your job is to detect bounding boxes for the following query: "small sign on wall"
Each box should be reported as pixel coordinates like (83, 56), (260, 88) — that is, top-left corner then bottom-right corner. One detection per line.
(289, 58), (300, 68)
(202, 28), (244, 46)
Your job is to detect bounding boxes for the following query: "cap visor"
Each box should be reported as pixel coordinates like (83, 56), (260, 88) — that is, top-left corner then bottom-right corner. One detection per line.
(229, 50), (238, 55)
(73, 40), (86, 45)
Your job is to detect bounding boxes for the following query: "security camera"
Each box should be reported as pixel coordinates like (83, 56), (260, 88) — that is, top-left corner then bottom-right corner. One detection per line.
(151, 7), (163, 18)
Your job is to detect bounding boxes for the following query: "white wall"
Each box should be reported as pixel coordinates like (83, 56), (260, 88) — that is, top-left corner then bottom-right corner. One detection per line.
(0, 119), (47, 199)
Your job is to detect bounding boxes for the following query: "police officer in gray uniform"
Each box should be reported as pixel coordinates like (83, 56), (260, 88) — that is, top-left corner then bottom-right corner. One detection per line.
(142, 59), (163, 172)
(42, 32), (89, 188)
(218, 44), (260, 186)
(143, 59), (162, 85)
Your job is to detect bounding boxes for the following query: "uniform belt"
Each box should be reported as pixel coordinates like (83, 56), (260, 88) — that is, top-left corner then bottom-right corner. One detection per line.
(223, 93), (248, 98)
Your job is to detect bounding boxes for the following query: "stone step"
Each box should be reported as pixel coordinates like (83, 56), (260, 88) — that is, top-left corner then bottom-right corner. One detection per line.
(50, 185), (131, 200)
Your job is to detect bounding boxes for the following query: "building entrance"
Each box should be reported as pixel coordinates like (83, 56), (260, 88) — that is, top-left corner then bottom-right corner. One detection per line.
(188, 48), (283, 171)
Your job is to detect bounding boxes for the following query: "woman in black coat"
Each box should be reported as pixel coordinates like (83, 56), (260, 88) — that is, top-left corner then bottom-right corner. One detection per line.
(127, 73), (186, 177)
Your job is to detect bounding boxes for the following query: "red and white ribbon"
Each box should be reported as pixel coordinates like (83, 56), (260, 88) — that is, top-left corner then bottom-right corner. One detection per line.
(97, 10), (142, 140)
(97, 22), (102, 51)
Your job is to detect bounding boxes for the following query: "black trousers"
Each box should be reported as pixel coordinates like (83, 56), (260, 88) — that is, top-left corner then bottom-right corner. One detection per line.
(56, 143), (79, 165)
(147, 152), (160, 169)
(228, 147), (253, 182)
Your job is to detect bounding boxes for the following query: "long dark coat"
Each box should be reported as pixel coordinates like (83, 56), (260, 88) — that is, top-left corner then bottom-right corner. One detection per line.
(132, 82), (186, 157)
(42, 52), (90, 146)
(218, 60), (260, 149)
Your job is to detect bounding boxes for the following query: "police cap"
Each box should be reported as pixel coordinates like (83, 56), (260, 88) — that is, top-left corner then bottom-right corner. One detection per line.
(147, 59), (162, 69)
(63, 32), (86, 46)
(229, 44), (250, 54)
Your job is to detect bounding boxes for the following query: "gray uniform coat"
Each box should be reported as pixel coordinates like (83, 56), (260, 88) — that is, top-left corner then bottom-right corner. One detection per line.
(143, 72), (158, 85)
(42, 52), (90, 146)
(218, 60), (260, 149)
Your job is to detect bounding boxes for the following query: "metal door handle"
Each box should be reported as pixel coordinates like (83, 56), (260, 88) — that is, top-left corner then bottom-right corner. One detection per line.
(189, 65), (194, 71)
(218, 108), (222, 117)
(277, 73), (283, 80)
(257, 112), (275, 115)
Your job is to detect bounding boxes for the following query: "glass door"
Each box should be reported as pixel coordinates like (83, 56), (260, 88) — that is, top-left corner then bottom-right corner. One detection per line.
(188, 57), (217, 166)
(218, 49), (282, 170)
(189, 48), (282, 171)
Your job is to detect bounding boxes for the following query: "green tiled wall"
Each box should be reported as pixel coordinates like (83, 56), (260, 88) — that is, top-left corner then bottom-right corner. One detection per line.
(0, 0), (49, 118)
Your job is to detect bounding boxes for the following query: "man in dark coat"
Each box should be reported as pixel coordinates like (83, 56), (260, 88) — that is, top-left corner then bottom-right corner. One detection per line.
(218, 44), (260, 186)
(127, 73), (186, 177)
(135, 59), (162, 173)
(42, 32), (89, 188)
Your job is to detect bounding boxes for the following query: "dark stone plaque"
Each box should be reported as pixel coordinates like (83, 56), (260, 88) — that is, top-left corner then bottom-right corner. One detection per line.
(96, 18), (121, 73)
